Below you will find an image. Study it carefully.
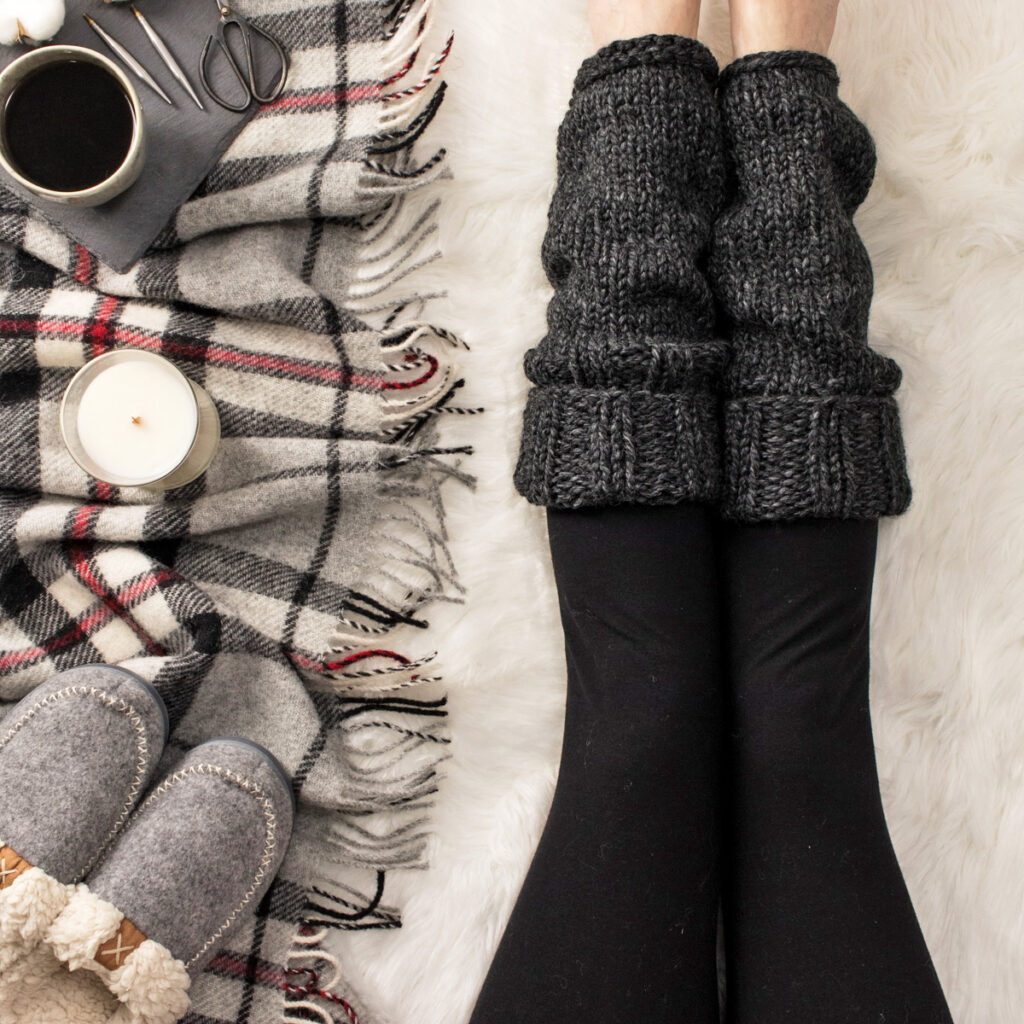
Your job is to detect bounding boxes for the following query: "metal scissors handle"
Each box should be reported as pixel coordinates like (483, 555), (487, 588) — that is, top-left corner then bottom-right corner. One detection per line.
(199, 2), (288, 112)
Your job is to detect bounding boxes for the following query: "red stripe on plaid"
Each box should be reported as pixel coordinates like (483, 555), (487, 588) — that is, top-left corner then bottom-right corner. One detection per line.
(69, 547), (166, 657)
(74, 246), (93, 286)
(112, 325), (388, 387)
(288, 647), (410, 673)
(208, 953), (285, 987)
(0, 559), (392, 677)
(331, 648), (410, 668)
(70, 568), (176, 638)
(288, 650), (330, 672)
(89, 296), (120, 358)
(0, 621), (87, 671)
(208, 955), (360, 1024)
(260, 83), (383, 114)
(0, 318), (74, 335)
(0, 316), (440, 392)
(0, 568), (176, 671)
(69, 504), (96, 541)
(65, 507), (166, 657)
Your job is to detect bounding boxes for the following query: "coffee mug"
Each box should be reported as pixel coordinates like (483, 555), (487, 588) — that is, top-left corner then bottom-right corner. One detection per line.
(0, 44), (146, 206)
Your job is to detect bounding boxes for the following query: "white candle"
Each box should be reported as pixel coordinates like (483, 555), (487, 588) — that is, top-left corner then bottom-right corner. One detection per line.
(76, 360), (197, 484)
(61, 350), (220, 489)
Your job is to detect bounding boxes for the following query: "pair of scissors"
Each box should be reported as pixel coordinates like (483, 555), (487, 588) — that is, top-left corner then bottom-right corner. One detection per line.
(199, 1), (289, 112)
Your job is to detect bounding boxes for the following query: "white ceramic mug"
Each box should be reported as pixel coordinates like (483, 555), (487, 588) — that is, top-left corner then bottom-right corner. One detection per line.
(0, 44), (146, 206)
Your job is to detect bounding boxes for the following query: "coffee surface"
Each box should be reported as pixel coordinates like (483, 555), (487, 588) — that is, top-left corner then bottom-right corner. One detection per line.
(3, 60), (135, 192)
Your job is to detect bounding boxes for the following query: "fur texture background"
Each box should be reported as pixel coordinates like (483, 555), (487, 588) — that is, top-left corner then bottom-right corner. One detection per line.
(337, 1), (1024, 1021)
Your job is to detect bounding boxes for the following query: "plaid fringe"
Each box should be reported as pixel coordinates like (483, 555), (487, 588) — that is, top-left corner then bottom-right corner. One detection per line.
(0, 1), (463, 1022)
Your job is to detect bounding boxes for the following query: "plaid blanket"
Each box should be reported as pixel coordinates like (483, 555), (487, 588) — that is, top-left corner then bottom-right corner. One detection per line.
(0, 2), (463, 1022)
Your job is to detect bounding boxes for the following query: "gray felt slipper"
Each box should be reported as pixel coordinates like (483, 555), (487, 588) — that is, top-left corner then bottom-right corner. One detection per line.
(0, 665), (168, 974)
(43, 738), (294, 1024)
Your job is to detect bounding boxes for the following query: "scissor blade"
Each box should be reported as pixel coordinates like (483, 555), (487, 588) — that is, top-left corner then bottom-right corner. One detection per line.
(82, 13), (174, 106)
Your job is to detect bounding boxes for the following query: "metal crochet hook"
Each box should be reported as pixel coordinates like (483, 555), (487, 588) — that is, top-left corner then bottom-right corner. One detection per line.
(129, 5), (205, 111)
(82, 13), (173, 106)
(199, 1), (288, 112)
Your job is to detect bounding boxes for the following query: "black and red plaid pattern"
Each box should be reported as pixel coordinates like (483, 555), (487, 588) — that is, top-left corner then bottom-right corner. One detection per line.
(0, 2), (459, 1022)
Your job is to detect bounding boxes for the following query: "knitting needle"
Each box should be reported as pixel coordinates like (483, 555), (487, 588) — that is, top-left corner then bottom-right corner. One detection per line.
(129, 5), (205, 111)
(82, 13), (174, 106)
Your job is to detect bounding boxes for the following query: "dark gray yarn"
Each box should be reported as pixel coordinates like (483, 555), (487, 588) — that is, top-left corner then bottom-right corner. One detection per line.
(712, 50), (911, 520)
(515, 37), (912, 521)
(514, 35), (728, 508)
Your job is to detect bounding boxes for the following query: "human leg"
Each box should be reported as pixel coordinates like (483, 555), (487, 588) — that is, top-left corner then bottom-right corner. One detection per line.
(589, 0), (702, 49)
(712, 2), (953, 1017)
(490, 0), (731, 1013)
(469, 504), (724, 1024)
(721, 521), (953, 1023)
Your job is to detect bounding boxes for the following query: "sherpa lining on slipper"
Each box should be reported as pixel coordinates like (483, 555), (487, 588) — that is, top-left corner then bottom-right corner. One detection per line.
(0, 945), (114, 1024)
(44, 886), (191, 1024)
(0, 857), (72, 977)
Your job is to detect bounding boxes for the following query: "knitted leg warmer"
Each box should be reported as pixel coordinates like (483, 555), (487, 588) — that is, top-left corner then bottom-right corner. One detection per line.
(515, 35), (727, 509)
(712, 51), (912, 521)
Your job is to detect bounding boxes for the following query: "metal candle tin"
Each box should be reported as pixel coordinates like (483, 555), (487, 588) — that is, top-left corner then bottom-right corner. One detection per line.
(60, 349), (221, 490)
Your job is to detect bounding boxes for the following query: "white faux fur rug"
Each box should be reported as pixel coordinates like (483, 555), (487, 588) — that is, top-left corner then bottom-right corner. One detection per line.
(338, 2), (1024, 1021)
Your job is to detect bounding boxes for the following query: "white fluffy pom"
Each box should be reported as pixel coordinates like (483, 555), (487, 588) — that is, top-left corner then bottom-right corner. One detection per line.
(108, 940), (191, 1024)
(45, 885), (123, 973)
(0, 867), (72, 974)
(0, 0), (66, 44)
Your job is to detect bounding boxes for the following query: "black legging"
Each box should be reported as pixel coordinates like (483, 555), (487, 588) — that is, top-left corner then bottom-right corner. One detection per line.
(722, 519), (952, 1023)
(470, 504), (724, 1023)
(468, 509), (953, 1024)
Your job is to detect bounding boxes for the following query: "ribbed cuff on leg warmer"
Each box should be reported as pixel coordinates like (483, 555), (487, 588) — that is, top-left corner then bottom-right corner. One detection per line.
(514, 36), (727, 509)
(519, 386), (722, 507)
(713, 51), (912, 521)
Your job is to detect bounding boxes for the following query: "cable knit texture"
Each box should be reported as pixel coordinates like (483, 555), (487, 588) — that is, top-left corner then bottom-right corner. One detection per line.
(712, 50), (912, 520)
(514, 35), (727, 508)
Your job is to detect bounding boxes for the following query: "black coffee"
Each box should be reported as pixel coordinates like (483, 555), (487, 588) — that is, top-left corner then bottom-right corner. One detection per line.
(3, 60), (135, 193)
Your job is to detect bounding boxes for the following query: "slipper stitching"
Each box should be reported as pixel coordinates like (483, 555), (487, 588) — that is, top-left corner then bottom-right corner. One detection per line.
(120, 762), (278, 970)
(0, 685), (152, 877)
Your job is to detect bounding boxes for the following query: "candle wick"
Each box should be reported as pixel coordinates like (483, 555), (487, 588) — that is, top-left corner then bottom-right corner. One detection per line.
(131, 416), (142, 425)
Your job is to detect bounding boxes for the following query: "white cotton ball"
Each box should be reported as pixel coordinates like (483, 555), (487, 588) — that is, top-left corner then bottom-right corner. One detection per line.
(0, 0), (21, 45)
(0, 0), (66, 44)
(16, 0), (66, 42)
